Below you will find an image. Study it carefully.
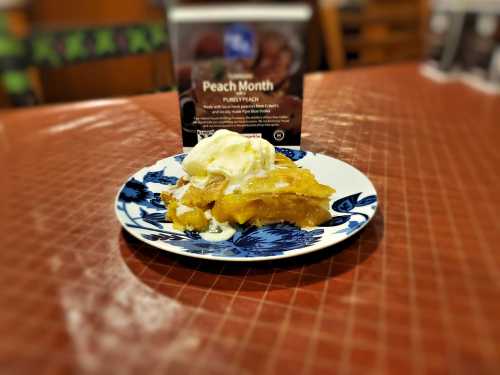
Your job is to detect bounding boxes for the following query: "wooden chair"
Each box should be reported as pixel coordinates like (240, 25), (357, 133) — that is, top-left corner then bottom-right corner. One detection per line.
(319, 0), (429, 69)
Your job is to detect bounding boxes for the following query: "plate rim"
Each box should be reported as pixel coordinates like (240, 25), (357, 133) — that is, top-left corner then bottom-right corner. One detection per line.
(115, 150), (378, 262)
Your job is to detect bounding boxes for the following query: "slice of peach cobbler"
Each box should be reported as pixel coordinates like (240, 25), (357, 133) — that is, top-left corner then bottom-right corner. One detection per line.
(161, 130), (334, 241)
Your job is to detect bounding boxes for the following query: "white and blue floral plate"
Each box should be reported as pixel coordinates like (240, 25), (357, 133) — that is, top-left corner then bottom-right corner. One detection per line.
(115, 148), (378, 262)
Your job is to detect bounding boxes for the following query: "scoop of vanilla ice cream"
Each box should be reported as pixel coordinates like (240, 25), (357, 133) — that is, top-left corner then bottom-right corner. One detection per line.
(182, 129), (275, 186)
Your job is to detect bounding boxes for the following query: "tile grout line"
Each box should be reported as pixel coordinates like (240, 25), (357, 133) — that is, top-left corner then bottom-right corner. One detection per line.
(232, 268), (280, 372)
(183, 264), (243, 375)
(150, 260), (203, 367)
(375, 117), (388, 373)
(298, 92), (359, 375)
(411, 111), (458, 373)
(431, 118), (498, 359)
(261, 265), (306, 374)
(300, 251), (336, 374)
(197, 267), (251, 371)
(400, 120), (425, 375)
(445, 115), (500, 280)
(335, 108), (367, 375)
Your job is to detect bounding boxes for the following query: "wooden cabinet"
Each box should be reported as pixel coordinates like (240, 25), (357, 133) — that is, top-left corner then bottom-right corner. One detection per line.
(29, 0), (173, 103)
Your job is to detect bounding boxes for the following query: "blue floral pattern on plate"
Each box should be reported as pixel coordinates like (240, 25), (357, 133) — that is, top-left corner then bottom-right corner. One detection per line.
(174, 154), (187, 163)
(140, 225), (324, 258)
(275, 147), (306, 161)
(115, 148), (378, 261)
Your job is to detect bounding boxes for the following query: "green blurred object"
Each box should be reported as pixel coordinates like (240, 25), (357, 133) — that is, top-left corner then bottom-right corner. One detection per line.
(32, 34), (61, 66)
(64, 31), (88, 61)
(149, 23), (168, 49)
(127, 27), (152, 53)
(2, 70), (30, 94)
(0, 34), (24, 57)
(94, 29), (116, 55)
(0, 13), (6, 32)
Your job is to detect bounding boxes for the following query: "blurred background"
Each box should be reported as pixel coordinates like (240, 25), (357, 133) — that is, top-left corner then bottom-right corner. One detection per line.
(0, 0), (496, 108)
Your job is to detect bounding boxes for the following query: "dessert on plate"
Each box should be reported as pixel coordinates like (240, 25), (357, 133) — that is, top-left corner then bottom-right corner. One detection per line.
(161, 129), (334, 240)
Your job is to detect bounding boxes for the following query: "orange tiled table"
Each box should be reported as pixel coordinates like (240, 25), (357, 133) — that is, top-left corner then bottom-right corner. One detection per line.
(1, 63), (499, 374)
